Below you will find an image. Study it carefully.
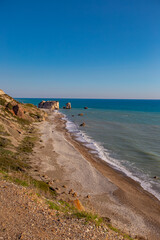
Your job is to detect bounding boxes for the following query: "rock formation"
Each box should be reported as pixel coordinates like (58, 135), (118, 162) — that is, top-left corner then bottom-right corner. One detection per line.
(78, 113), (83, 116)
(84, 107), (88, 109)
(80, 122), (85, 127)
(38, 101), (59, 110)
(66, 102), (71, 109)
(12, 104), (24, 118)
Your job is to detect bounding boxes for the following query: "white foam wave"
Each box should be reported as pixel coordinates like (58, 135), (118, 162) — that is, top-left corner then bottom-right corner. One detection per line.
(61, 113), (160, 201)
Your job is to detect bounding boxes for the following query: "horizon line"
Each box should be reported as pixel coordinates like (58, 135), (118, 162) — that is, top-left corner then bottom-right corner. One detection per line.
(14, 97), (160, 100)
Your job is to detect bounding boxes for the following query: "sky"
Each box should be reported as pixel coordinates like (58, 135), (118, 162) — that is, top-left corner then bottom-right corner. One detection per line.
(0, 0), (160, 99)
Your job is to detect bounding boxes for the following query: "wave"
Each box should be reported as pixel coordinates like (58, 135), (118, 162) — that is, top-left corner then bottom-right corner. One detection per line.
(61, 113), (160, 201)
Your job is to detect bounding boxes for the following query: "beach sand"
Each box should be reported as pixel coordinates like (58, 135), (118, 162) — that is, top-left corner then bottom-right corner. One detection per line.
(30, 111), (160, 240)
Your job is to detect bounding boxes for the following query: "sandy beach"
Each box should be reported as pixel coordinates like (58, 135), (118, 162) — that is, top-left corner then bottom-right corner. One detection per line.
(30, 111), (160, 240)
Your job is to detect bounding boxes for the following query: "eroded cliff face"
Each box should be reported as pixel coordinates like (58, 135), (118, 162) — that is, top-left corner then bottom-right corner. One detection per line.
(0, 90), (47, 150)
(38, 101), (59, 110)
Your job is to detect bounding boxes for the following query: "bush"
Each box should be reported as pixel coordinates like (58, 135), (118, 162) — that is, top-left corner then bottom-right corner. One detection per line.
(6, 102), (13, 110)
(25, 103), (35, 108)
(0, 98), (6, 106)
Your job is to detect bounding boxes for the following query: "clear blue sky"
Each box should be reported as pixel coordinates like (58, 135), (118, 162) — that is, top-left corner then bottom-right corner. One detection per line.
(0, 0), (160, 98)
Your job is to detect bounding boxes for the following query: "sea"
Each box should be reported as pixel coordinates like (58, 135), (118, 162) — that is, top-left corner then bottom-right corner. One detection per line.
(16, 98), (160, 200)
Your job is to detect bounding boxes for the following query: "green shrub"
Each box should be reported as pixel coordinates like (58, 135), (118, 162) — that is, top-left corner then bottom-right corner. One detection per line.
(25, 103), (35, 108)
(0, 98), (6, 106)
(6, 102), (13, 110)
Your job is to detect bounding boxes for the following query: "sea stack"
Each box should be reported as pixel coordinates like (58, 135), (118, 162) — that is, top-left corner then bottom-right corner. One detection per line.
(38, 101), (59, 110)
(66, 102), (71, 109)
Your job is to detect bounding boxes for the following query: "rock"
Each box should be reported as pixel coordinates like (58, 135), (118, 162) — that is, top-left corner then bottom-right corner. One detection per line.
(84, 107), (88, 109)
(72, 199), (85, 211)
(78, 113), (83, 116)
(153, 176), (159, 179)
(38, 101), (59, 110)
(62, 185), (67, 188)
(72, 115), (74, 117)
(72, 192), (77, 197)
(80, 122), (85, 127)
(66, 102), (71, 109)
(63, 106), (66, 109)
(86, 195), (90, 199)
(69, 189), (74, 194)
(13, 105), (24, 118)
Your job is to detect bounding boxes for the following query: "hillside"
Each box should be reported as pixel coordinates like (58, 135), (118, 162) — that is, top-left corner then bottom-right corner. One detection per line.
(0, 90), (139, 240)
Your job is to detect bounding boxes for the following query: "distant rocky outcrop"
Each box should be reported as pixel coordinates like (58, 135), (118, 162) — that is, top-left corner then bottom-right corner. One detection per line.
(38, 101), (59, 110)
(80, 122), (85, 127)
(66, 102), (71, 109)
(84, 107), (88, 109)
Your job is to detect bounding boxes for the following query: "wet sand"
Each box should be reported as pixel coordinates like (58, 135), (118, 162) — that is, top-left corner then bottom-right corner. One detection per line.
(32, 111), (160, 240)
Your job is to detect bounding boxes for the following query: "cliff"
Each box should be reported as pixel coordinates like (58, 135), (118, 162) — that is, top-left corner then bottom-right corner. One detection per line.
(0, 90), (47, 165)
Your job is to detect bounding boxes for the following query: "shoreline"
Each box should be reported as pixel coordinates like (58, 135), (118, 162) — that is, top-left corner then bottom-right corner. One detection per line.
(61, 111), (160, 202)
(32, 111), (160, 239)
(60, 111), (160, 201)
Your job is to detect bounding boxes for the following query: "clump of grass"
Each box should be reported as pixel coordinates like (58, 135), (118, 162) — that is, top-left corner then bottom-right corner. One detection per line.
(0, 97), (6, 106)
(3, 174), (29, 187)
(72, 211), (103, 225)
(108, 224), (134, 240)
(18, 136), (37, 153)
(25, 103), (35, 108)
(16, 117), (31, 126)
(46, 200), (61, 211)
(6, 102), (13, 110)
(0, 136), (11, 147)
(0, 125), (10, 136)
(0, 148), (29, 172)
(46, 198), (103, 226)
(29, 112), (42, 120)
(0, 169), (57, 198)
(0, 124), (4, 132)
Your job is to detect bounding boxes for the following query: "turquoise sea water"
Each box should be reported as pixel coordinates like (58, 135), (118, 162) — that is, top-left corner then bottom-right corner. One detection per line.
(16, 98), (160, 200)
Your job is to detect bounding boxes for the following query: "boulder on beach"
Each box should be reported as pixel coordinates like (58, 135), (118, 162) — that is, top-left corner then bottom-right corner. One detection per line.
(78, 113), (83, 116)
(66, 102), (71, 109)
(153, 176), (159, 179)
(80, 122), (85, 127)
(38, 101), (59, 110)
